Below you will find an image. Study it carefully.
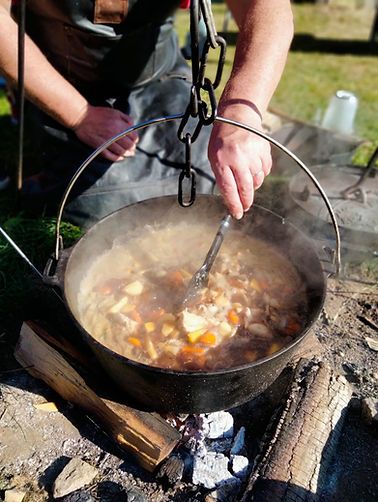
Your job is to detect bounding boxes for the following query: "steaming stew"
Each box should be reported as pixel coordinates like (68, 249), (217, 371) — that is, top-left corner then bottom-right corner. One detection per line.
(78, 222), (308, 371)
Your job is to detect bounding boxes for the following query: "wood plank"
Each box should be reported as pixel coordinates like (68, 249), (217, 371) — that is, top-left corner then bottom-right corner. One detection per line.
(14, 323), (180, 472)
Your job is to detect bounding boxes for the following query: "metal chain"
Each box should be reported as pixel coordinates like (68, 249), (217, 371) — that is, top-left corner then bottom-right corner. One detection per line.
(177, 0), (226, 207)
(178, 133), (197, 207)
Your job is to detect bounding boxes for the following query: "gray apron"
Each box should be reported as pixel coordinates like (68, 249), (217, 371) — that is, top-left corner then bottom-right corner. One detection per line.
(20, 0), (215, 227)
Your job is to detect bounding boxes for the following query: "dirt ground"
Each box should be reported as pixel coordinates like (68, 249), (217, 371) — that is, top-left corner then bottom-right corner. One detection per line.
(0, 275), (377, 501)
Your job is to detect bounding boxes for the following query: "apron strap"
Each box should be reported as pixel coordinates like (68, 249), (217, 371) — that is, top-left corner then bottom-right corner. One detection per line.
(94, 0), (128, 24)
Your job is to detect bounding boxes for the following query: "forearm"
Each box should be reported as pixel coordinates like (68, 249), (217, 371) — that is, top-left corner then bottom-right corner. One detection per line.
(221, 0), (294, 118)
(0, 4), (88, 129)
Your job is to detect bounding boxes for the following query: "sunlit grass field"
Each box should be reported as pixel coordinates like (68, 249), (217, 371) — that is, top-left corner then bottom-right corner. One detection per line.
(176, 2), (378, 144)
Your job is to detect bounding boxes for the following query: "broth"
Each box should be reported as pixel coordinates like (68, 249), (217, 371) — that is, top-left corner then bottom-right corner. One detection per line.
(78, 221), (308, 371)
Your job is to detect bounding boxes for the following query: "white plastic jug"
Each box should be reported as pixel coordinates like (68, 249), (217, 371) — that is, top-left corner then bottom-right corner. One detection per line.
(321, 90), (358, 135)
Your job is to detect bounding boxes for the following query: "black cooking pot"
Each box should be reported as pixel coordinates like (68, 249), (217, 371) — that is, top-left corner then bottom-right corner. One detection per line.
(44, 195), (328, 413)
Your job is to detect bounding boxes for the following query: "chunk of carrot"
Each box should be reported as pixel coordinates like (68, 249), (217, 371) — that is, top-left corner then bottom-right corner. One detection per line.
(181, 345), (205, 356)
(227, 309), (240, 325)
(284, 320), (301, 336)
(128, 337), (142, 347)
(199, 332), (216, 346)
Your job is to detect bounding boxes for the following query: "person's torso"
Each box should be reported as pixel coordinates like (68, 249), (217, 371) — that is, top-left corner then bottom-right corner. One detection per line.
(21, 0), (183, 98)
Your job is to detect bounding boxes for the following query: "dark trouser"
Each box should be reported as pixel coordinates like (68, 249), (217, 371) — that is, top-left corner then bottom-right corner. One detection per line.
(21, 62), (215, 229)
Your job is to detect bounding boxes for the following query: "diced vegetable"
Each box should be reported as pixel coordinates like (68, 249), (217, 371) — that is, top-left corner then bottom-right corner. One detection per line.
(162, 322), (175, 336)
(250, 278), (261, 292)
(128, 337), (142, 347)
(199, 332), (216, 346)
(284, 320), (301, 336)
(124, 281), (144, 296)
(232, 303), (243, 313)
(267, 342), (282, 355)
(82, 222), (308, 372)
(122, 303), (136, 313)
(187, 328), (207, 344)
(227, 309), (240, 325)
(161, 313), (176, 323)
(181, 345), (206, 356)
(248, 323), (272, 338)
(219, 321), (233, 337)
(181, 309), (208, 332)
(108, 296), (129, 314)
(146, 337), (158, 359)
(215, 292), (229, 307)
(144, 322), (155, 333)
(164, 343), (180, 356)
(111, 314), (138, 334)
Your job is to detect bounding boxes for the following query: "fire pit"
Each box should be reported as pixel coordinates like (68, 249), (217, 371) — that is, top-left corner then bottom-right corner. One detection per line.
(7, 316), (360, 501)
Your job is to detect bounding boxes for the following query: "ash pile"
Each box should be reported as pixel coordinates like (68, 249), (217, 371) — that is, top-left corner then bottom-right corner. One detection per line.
(160, 411), (249, 501)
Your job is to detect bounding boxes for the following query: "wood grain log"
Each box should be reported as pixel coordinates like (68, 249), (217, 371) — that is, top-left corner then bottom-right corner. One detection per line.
(14, 322), (180, 472)
(241, 359), (353, 501)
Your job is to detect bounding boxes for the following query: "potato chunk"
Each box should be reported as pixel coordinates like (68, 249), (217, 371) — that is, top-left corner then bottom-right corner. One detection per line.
(124, 280), (144, 296)
(180, 309), (208, 333)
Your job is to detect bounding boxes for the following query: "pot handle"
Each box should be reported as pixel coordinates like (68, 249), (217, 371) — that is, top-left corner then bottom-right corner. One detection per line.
(43, 255), (63, 288)
(43, 246), (71, 289)
(52, 114), (341, 276)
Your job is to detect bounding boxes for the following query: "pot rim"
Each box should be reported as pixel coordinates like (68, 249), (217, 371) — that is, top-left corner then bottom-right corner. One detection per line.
(62, 196), (327, 377)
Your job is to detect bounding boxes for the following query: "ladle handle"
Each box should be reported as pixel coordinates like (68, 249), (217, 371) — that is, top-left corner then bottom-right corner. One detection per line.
(200, 213), (232, 273)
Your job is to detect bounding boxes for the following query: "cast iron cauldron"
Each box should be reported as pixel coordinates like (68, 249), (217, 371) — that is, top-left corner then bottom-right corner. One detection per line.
(45, 194), (328, 413)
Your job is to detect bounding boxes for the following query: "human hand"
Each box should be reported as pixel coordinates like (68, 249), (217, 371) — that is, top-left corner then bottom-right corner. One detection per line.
(73, 105), (139, 162)
(208, 106), (272, 219)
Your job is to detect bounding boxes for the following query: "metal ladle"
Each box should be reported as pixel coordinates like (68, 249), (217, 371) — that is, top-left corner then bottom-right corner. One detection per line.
(181, 213), (232, 309)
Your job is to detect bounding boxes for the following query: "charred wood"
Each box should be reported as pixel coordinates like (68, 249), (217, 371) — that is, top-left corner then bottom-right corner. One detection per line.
(241, 358), (352, 501)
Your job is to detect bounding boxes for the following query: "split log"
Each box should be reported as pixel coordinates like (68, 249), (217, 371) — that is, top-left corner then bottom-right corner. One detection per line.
(14, 322), (180, 472)
(241, 358), (353, 501)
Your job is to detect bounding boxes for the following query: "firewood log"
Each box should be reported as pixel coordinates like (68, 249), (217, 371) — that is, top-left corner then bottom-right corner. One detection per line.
(241, 358), (352, 501)
(14, 322), (180, 472)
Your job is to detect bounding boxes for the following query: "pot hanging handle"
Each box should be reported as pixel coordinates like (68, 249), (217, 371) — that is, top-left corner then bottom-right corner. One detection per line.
(52, 114), (341, 276)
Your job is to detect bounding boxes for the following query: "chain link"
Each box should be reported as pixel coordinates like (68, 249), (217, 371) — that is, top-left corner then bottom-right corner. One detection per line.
(177, 0), (227, 207)
(178, 133), (196, 207)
